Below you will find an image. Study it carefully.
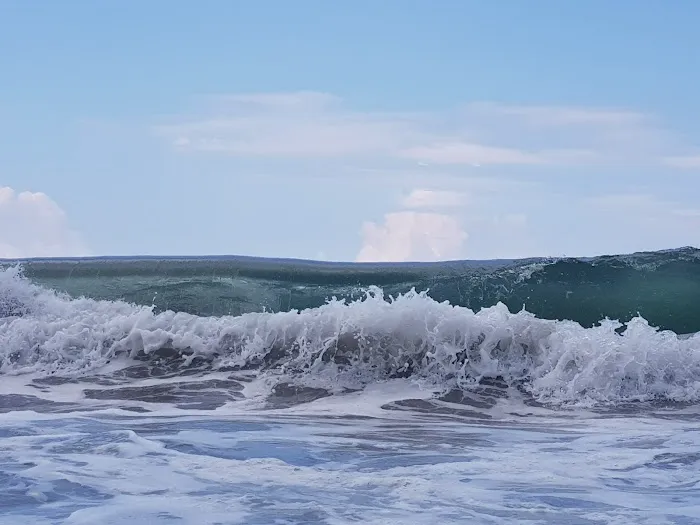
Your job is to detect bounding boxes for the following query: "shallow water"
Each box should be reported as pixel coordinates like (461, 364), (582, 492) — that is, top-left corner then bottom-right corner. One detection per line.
(1, 374), (699, 525)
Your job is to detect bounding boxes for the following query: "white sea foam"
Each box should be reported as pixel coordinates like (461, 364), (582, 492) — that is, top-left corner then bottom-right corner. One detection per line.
(1, 267), (700, 405)
(0, 408), (698, 524)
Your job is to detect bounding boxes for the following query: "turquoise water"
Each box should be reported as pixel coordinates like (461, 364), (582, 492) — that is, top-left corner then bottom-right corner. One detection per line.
(10, 247), (700, 333)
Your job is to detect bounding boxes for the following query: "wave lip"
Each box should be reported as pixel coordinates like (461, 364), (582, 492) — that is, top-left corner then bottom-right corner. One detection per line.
(2, 266), (700, 406)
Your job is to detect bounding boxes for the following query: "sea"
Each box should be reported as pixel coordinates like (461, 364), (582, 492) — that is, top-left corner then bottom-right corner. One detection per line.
(1, 247), (699, 524)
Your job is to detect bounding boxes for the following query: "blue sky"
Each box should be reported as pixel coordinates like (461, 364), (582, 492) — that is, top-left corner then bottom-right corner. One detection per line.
(1, 1), (699, 261)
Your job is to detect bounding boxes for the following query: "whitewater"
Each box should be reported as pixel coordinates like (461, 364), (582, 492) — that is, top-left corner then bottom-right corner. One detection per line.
(1, 249), (699, 524)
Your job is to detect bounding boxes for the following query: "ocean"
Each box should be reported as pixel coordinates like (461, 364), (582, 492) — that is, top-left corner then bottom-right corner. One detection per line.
(1, 248), (699, 524)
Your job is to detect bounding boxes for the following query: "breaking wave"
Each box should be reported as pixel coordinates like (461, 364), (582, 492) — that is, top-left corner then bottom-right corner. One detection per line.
(2, 261), (699, 406)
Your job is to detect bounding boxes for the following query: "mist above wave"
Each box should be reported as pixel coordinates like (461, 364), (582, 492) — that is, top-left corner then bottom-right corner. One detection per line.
(1, 266), (700, 406)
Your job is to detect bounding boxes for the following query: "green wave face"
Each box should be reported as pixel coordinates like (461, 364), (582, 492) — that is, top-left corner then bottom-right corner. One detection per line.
(7, 247), (700, 334)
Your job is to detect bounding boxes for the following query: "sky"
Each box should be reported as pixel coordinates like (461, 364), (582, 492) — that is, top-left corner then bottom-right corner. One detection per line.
(1, 1), (700, 262)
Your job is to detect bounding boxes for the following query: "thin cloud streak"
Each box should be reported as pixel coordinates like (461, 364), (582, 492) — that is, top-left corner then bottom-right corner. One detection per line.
(156, 91), (698, 168)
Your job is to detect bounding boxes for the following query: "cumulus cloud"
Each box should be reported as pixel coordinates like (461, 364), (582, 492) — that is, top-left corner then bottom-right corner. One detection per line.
(356, 211), (467, 262)
(0, 187), (89, 259)
(156, 92), (696, 168)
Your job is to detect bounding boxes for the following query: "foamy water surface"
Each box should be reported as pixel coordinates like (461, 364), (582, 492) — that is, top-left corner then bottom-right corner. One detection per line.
(1, 378), (699, 525)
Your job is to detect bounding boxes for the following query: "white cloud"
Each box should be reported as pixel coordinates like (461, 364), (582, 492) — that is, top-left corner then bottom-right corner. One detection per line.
(157, 91), (697, 167)
(356, 211), (467, 262)
(0, 187), (89, 259)
(401, 189), (466, 209)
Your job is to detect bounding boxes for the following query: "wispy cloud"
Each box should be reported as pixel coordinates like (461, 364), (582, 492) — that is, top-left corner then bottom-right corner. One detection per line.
(156, 91), (696, 168)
